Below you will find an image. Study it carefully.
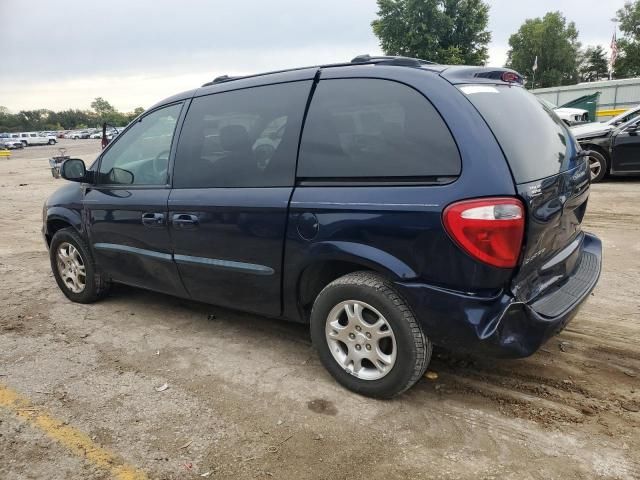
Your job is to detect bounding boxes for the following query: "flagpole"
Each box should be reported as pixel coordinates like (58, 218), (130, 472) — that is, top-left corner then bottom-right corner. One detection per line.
(610, 22), (618, 81)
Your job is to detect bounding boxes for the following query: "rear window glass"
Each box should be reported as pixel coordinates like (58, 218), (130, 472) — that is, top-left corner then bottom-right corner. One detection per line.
(298, 79), (460, 179)
(460, 84), (577, 183)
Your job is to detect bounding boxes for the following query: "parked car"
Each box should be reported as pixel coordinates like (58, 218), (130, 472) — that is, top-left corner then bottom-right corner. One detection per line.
(69, 130), (91, 139)
(18, 132), (56, 146)
(42, 56), (602, 398)
(573, 116), (640, 182)
(571, 104), (640, 140)
(0, 133), (24, 149)
(93, 127), (120, 140)
(539, 99), (589, 125)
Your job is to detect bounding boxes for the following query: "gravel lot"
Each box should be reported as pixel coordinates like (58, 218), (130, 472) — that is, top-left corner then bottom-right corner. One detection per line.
(1, 139), (639, 479)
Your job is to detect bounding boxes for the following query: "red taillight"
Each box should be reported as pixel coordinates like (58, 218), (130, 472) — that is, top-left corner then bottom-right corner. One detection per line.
(443, 197), (525, 268)
(501, 71), (523, 84)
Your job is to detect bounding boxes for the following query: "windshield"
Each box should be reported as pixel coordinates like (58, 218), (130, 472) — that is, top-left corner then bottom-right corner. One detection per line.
(459, 84), (581, 183)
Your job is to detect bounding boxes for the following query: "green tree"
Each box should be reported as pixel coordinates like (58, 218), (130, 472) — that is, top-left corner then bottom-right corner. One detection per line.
(90, 97), (115, 116)
(0, 100), (137, 132)
(127, 107), (145, 122)
(579, 46), (609, 82)
(371, 0), (491, 65)
(506, 12), (580, 88)
(613, 1), (640, 78)
(90, 97), (128, 126)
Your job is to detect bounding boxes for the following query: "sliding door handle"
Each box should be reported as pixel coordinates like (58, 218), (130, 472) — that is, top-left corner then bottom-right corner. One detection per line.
(172, 213), (199, 228)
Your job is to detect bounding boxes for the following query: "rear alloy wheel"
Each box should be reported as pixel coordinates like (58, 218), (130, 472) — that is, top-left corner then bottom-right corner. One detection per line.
(48, 139), (56, 145)
(311, 271), (431, 398)
(587, 150), (608, 183)
(325, 300), (397, 381)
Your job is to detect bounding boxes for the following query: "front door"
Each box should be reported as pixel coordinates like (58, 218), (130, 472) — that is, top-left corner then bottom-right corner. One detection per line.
(611, 120), (640, 173)
(168, 81), (312, 315)
(85, 102), (187, 297)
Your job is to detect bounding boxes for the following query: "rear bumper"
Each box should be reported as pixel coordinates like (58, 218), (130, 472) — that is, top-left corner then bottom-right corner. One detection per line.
(395, 232), (602, 358)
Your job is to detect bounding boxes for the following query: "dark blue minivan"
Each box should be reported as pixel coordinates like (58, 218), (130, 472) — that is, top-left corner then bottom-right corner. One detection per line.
(43, 56), (602, 398)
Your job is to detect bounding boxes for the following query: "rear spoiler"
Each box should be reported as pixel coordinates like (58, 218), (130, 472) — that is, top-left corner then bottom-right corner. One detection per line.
(440, 66), (524, 86)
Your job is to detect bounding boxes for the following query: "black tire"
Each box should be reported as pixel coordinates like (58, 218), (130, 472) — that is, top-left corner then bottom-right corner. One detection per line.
(48, 139), (56, 145)
(49, 227), (110, 303)
(310, 271), (431, 398)
(587, 150), (608, 183)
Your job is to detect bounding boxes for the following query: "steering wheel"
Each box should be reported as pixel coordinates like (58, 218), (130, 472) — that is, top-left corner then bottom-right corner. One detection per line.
(134, 150), (170, 184)
(153, 150), (170, 176)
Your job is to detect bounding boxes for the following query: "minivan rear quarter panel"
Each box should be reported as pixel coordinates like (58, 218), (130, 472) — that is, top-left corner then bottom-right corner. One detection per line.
(282, 66), (518, 323)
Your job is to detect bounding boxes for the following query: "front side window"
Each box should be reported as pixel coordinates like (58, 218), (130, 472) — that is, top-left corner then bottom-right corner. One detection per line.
(298, 79), (461, 179)
(97, 103), (182, 185)
(173, 81), (311, 188)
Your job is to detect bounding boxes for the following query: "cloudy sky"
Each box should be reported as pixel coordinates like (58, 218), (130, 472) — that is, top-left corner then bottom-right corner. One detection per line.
(0, 0), (625, 113)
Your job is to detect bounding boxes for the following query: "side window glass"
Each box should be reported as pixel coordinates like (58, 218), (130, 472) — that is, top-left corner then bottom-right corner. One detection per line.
(173, 81), (311, 188)
(98, 103), (182, 185)
(298, 79), (461, 178)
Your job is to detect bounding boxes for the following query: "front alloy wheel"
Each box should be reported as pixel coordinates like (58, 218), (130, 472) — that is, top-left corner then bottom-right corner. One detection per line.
(56, 242), (86, 293)
(587, 150), (608, 183)
(49, 227), (110, 303)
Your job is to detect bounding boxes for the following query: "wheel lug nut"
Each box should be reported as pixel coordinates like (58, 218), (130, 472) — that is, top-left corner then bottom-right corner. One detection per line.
(366, 332), (371, 339)
(349, 333), (355, 340)
(355, 326), (361, 331)
(355, 344), (362, 351)
(366, 344), (371, 350)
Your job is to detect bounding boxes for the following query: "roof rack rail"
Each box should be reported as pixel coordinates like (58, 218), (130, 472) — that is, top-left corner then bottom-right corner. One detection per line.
(350, 54), (435, 67)
(201, 75), (244, 87)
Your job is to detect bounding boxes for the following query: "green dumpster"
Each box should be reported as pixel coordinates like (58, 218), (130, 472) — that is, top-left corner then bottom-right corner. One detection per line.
(559, 92), (600, 123)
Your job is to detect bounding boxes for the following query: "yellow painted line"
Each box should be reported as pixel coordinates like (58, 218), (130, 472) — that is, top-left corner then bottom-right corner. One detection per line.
(597, 108), (628, 117)
(0, 383), (148, 480)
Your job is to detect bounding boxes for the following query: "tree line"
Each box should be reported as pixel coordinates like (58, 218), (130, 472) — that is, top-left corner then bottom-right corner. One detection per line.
(373, 0), (640, 89)
(0, 97), (144, 133)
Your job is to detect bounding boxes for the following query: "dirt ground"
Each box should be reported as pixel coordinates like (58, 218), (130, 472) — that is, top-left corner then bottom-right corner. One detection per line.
(0, 139), (639, 480)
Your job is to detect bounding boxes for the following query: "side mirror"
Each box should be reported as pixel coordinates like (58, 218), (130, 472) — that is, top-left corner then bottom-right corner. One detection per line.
(108, 167), (134, 185)
(60, 159), (88, 182)
(627, 123), (639, 133)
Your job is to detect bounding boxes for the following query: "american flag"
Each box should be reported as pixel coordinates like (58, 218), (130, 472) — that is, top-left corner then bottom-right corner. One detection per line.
(610, 32), (618, 67)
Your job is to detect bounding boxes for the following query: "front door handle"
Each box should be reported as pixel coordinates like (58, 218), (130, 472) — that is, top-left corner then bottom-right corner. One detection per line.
(172, 213), (199, 229)
(142, 212), (165, 227)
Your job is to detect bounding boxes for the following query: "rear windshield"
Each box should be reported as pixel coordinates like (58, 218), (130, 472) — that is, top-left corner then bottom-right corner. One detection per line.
(459, 84), (577, 183)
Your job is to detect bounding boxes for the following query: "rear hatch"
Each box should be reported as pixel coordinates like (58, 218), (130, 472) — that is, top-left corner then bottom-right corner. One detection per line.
(459, 84), (591, 304)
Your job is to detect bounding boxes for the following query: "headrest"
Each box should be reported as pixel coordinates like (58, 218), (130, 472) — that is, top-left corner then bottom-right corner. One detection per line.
(220, 125), (250, 151)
